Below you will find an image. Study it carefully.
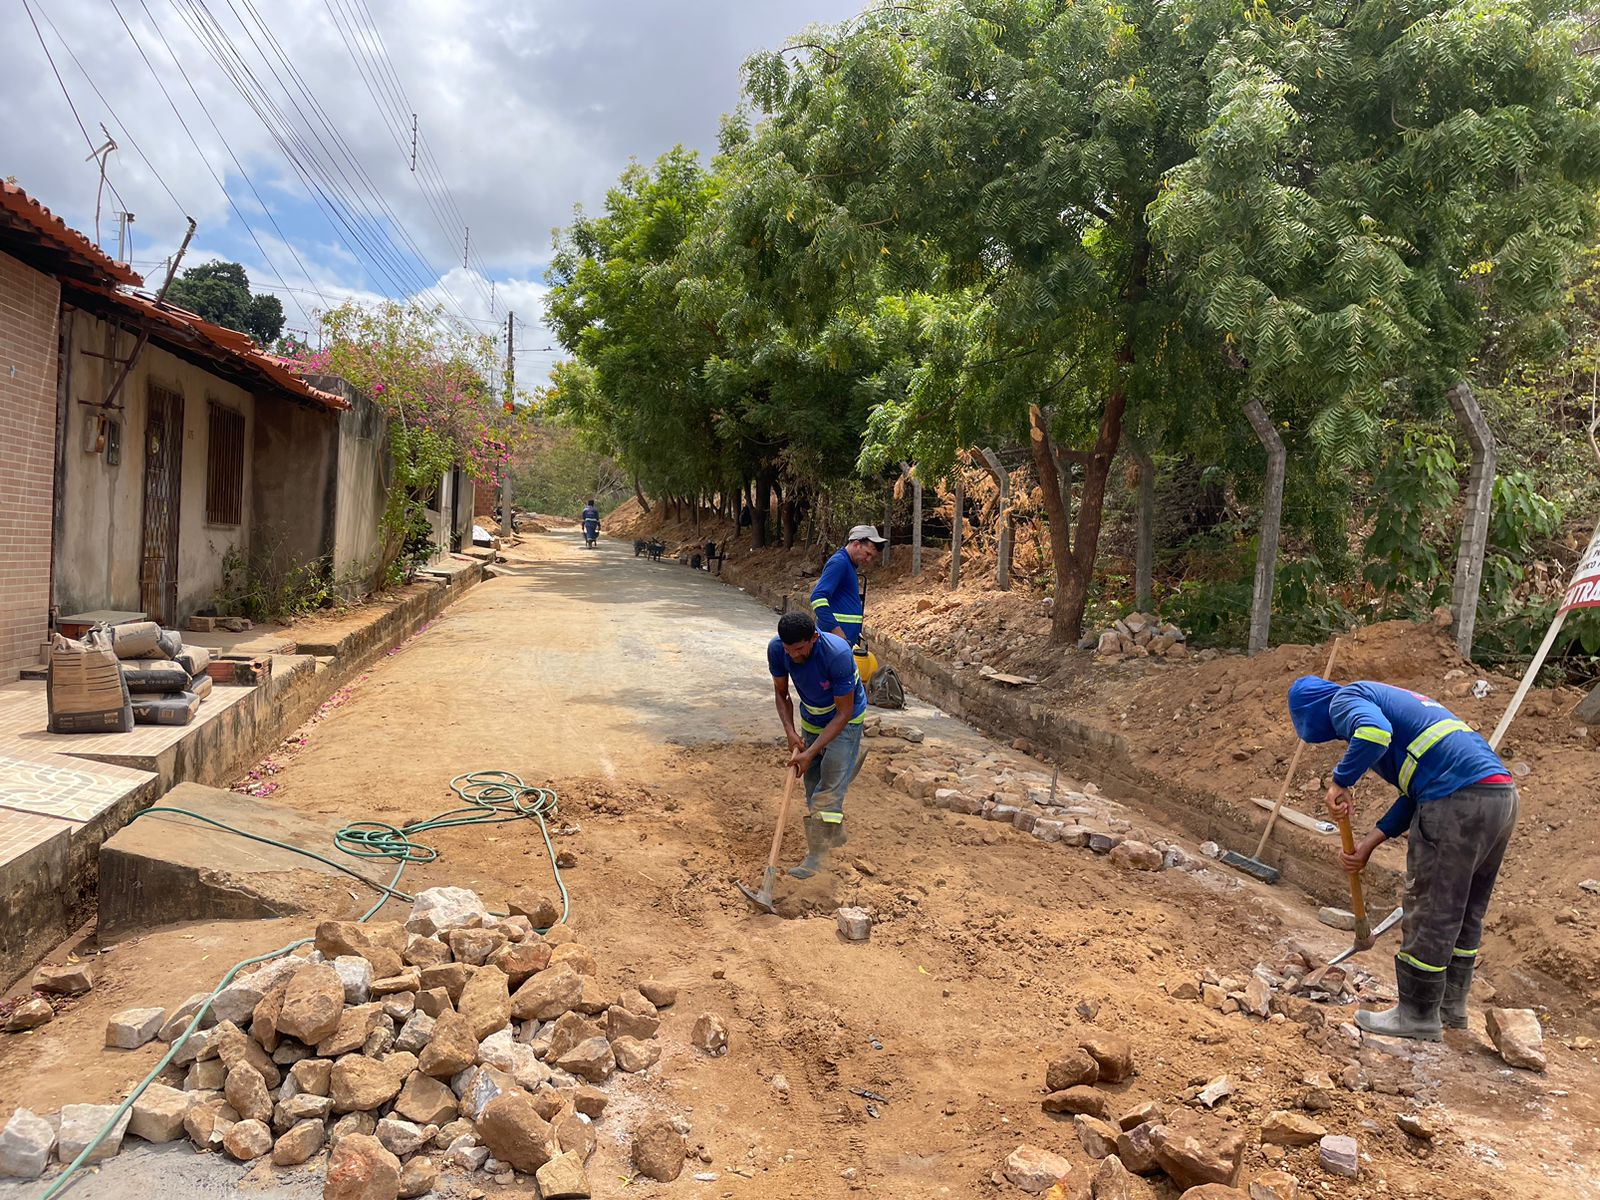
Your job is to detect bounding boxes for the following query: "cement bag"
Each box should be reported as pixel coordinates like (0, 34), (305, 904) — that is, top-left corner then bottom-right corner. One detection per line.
(108, 620), (163, 659)
(121, 659), (190, 693)
(131, 628), (183, 660)
(189, 673), (214, 701)
(132, 692), (199, 726)
(47, 634), (133, 733)
(174, 643), (212, 677)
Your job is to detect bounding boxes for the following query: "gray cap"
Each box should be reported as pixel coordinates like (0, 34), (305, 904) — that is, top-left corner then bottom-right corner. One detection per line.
(847, 524), (887, 545)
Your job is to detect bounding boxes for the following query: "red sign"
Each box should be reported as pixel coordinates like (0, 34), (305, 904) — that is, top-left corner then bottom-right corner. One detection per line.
(1559, 524), (1600, 615)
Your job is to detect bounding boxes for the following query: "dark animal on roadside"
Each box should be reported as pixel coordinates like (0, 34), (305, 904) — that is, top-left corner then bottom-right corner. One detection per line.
(648, 540), (666, 562)
(634, 539), (648, 557)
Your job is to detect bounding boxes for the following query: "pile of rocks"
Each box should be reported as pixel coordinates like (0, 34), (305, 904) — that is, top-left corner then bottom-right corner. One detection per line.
(0, 886), (728, 1198)
(1088, 613), (1188, 661)
(1005, 1033), (1374, 1198)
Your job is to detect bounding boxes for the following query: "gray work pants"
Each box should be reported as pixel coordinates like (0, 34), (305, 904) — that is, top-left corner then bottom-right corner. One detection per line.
(1398, 782), (1519, 975)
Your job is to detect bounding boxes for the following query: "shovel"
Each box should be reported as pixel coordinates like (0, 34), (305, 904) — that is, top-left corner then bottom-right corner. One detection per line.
(736, 766), (801, 914)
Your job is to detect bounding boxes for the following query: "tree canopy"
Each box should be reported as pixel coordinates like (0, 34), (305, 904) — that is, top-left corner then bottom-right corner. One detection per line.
(166, 260), (287, 346)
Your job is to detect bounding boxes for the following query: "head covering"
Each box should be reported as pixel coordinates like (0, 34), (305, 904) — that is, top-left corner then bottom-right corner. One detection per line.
(847, 524), (888, 546)
(1287, 675), (1341, 743)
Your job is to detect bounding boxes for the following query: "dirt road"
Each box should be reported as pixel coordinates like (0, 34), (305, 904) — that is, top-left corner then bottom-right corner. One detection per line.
(2, 532), (1595, 1199)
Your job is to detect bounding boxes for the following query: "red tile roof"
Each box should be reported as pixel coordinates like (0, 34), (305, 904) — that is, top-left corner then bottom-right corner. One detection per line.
(67, 282), (348, 412)
(0, 181), (143, 287)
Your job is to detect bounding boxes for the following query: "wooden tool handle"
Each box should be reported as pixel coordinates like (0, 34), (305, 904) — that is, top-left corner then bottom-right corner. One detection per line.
(764, 767), (800, 873)
(1253, 638), (1344, 859)
(1335, 812), (1369, 928)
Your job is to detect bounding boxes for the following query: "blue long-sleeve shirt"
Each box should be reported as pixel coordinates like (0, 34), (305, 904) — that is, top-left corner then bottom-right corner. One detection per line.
(1316, 682), (1508, 837)
(810, 548), (864, 645)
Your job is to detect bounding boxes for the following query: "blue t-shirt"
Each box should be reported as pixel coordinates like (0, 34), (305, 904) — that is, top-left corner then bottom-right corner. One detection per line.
(810, 548), (864, 645)
(768, 630), (867, 733)
(581, 505), (599, 530)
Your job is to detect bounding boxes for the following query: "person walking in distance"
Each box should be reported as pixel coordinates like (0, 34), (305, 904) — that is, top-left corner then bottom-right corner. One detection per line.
(580, 498), (600, 548)
(1287, 675), (1519, 1041)
(768, 610), (867, 879)
(809, 525), (886, 646)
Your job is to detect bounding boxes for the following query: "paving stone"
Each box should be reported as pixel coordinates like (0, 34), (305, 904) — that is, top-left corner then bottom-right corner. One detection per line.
(836, 906), (872, 941)
(58, 1103), (132, 1164)
(104, 1006), (166, 1050)
(127, 1083), (193, 1143)
(0, 1108), (56, 1179)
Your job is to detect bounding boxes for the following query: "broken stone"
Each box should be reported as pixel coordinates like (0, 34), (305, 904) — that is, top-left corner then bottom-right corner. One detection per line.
(1194, 1076), (1233, 1109)
(462, 1066), (517, 1121)
(399, 1155), (438, 1199)
(159, 995), (212, 1044)
(604, 1003), (660, 1043)
(376, 1117), (435, 1157)
(183, 1097), (237, 1151)
(5, 999), (53, 1032)
(638, 979), (677, 1007)
(1396, 1112), (1437, 1141)
(1318, 1133), (1358, 1178)
(475, 1091), (558, 1173)
(1115, 1122), (1159, 1174)
(537, 1148), (592, 1198)
(549, 943), (597, 976)
(611, 1035), (661, 1074)
(477, 1029), (549, 1090)
(418, 1010), (479, 1078)
(1317, 907), (1357, 932)
(104, 1006), (166, 1050)
(289, 1057), (332, 1096)
(58, 1103), (132, 1164)
(836, 906), (872, 941)
(403, 934), (452, 969)
(328, 1111), (377, 1149)
(185, 1059), (227, 1091)
(371, 969), (422, 997)
(1043, 1087), (1110, 1119)
(573, 1087), (608, 1120)
(487, 940), (551, 985)
(1260, 1110), (1324, 1146)
(1087, 832), (1124, 854)
(457, 964), (512, 1040)
(276, 964), (345, 1046)
(410, 886), (489, 935)
(331, 1051), (416, 1112)
(274, 1093), (333, 1130)
(1119, 1101), (1163, 1131)
(510, 964), (583, 1022)
(1178, 1188), (1250, 1200)
(1167, 977), (1201, 1001)
(691, 1012), (728, 1056)
(554, 1036), (615, 1083)
(271, 1118), (324, 1166)
(1486, 1008), (1547, 1072)
(416, 988), (453, 1018)
(334, 956), (374, 1005)
(1003, 1144), (1074, 1193)
(1149, 1116), (1245, 1189)
(1108, 840), (1164, 871)
(1243, 976), (1272, 1018)
(547, 1012), (602, 1061)
(383, 990), (416, 1021)
(0, 1108), (56, 1179)
(444, 1134), (489, 1171)
(1092, 1154), (1157, 1200)
(1075, 1114), (1121, 1159)
(395, 1071), (458, 1127)
(325, 1132), (402, 1200)
(224, 1063), (273, 1124)
(126, 1083), (192, 1144)
(1045, 1048), (1099, 1091)
(32, 962), (93, 995)
(448, 927), (509, 968)
(1078, 1032), (1133, 1082)
(505, 890), (561, 929)
(222, 1117), (273, 1161)
(632, 1115), (687, 1182)
(1248, 1169), (1300, 1200)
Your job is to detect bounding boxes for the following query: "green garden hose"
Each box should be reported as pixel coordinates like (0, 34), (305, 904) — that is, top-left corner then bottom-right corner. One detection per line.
(36, 770), (566, 1200)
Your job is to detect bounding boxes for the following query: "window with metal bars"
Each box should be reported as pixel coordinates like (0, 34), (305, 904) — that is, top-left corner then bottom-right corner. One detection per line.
(205, 402), (245, 526)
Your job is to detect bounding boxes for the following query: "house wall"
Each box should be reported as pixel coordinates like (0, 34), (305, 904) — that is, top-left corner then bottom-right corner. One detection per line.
(55, 307), (256, 622)
(302, 375), (391, 589)
(251, 399), (337, 585)
(0, 251), (60, 681)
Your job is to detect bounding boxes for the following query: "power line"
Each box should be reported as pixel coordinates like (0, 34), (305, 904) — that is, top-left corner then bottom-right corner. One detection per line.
(111, 0), (319, 332)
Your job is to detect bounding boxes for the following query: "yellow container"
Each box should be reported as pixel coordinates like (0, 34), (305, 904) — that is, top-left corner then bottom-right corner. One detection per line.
(853, 645), (879, 688)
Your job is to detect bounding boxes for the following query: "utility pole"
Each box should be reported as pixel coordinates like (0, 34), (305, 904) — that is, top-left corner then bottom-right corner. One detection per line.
(501, 311), (514, 532)
(114, 211), (135, 264)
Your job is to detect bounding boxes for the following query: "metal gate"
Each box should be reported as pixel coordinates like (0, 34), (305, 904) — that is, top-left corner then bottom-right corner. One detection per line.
(139, 384), (184, 625)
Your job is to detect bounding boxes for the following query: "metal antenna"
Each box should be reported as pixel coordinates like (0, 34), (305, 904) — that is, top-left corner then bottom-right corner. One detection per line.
(85, 124), (118, 248)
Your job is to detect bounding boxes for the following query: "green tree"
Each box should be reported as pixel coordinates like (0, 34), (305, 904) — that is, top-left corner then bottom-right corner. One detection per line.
(167, 260), (286, 345)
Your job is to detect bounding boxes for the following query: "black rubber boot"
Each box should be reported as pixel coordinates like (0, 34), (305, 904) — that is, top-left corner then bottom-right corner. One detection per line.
(787, 818), (830, 880)
(1440, 955), (1475, 1029)
(1355, 957), (1446, 1042)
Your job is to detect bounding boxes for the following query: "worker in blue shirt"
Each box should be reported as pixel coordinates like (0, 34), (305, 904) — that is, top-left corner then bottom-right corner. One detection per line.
(769, 610), (868, 879)
(810, 524), (887, 646)
(581, 499), (600, 547)
(1288, 676), (1518, 1041)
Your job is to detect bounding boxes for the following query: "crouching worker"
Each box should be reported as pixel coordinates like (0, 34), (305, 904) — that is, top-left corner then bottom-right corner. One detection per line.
(768, 610), (866, 879)
(1288, 676), (1518, 1041)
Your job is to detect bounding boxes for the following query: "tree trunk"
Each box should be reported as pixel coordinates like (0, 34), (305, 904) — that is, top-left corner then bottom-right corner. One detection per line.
(978, 447), (1012, 591)
(911, 470), (923, 577)
(882, 481), (894, 567)
(752, 466), (775, 549)
(1029, 384), (1128, 643)
(950, 468), (964, 590)
(1448, 381), (1497, 660)
(1124, 429), (1155, 612)
(1243, 396), (1286, 656)
(634, 475), (650, 514)
(782, 489), (799, 548)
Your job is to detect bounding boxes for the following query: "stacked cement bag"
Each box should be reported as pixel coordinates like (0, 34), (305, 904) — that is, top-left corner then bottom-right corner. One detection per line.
(107, 621), (213, 726)
(46, 629), (133, 733)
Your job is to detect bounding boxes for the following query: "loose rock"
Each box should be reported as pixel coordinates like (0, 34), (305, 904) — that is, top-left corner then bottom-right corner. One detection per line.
(448, 927), (508, 967)
(1093, 1154), (1157, 1200)
(376, 1117), (434, 1157)
(32, 962), (93, 995)
(398, 1155), (438, 1199)
(638, 979), (677, 1008)
(276, 964), (345, 1046)
(58, 1103), (131, 1164)
(222, 1118), (273, 1161)
(537, 1149), (592, 1198)
(1396, 1112), (1437, 1141)
(105, 1006), (166, 1050)
(487, 941), (551, 985)
(1109, 840), (1164, 871)
(1486, 1008), (1547, 1072)
(1042, 1087), (1109, 1119)
(325, 1132), (402, 1200)
(691, 1013), (728, 1056)
(409, 886), (489, 934)
(457, 965), (512, 1040)
(836, 907), (872, 941)
(1150, 1116), (1245, 1189)
(418, 1011), (479, 1078)
(510, 964), (583, 1022)
(613, 1035), (661, 1073)
(128, 1083), (193, 1143)
(1003, 1144), (1074, 1193)
(1116, 1122), (1160, 1174)
(290, 1057), (333, 1096)
(331, 1052), (415, 1112)
(505, 891), (561, 930)
(334, 956), (374, 1005)
(0, 1108), (56, 1180)
(554, 1036), (615, 1083)
(271, 1118), (324, 1166)
(1045, 1049), (1099, 1091)
(1078, 1032), (1134, 1082)
(632, 1115), (687, 1182)
(225, 1063), (273, 1123)
(1247, 1170), (1300, 1200)
(1260, 1111), (1324, 1147)
(1318, 1134), (1358, 1178)
(1317, 907), (1357, 932)
(475, 1091), (558, 1173)
(5, 999), (53, 1032)
(1075, 1114), (1121, 1159)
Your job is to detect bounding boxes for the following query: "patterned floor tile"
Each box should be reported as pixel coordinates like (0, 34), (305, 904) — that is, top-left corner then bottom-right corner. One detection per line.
(0, 752), (154, 823)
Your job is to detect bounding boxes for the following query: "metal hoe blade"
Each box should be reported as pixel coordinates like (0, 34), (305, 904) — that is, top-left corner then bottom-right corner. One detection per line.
(1327, 906), (1404, 966)
(736, 866), (778, 914)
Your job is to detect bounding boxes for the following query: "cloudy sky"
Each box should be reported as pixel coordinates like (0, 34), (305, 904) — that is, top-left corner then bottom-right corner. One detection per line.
(7, 0), (864, 386)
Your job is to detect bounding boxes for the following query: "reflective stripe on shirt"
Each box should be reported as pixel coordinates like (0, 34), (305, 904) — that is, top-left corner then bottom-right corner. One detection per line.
(1397, 718), (1472, 795)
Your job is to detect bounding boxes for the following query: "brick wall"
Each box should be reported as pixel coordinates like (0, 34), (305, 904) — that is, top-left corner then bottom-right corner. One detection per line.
(0, 252), (61, 682)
